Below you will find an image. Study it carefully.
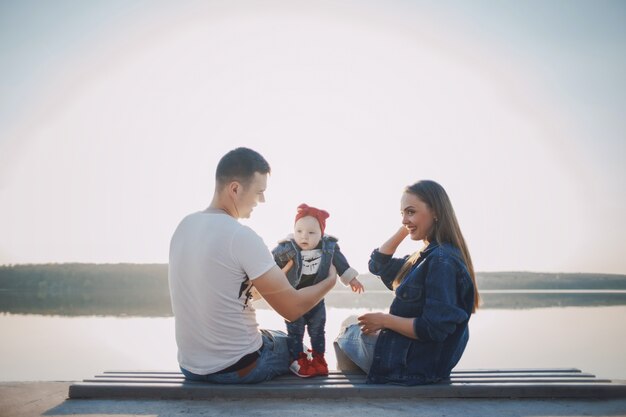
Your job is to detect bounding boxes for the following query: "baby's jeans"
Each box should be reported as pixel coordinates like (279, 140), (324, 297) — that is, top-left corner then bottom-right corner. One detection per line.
(285, 299), (326, 356)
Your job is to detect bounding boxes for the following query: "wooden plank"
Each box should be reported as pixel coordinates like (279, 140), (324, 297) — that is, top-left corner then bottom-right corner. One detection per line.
(101, 368), (585, 375)
(450, 368), (583, 374)
(90, 371), (601, 379)
(95, 371), (598, 380)
(83, 375), (610, 385)
(83, 377), (612, 386)
(95, 372), (364, 380)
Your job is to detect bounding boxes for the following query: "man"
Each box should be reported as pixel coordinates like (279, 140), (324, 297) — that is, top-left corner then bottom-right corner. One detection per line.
(168, 147), (337, 383)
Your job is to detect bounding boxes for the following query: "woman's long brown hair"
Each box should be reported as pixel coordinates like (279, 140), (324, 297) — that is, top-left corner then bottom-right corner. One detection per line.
(392, 180), (480, 313)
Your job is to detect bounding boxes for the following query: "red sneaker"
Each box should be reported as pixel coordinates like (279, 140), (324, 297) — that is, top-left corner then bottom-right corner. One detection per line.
(289, 352), (316, 378)
(310, 350), (329, 376)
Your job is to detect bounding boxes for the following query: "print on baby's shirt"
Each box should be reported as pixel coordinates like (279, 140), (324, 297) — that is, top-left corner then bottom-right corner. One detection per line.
(300, 249), (323, 276)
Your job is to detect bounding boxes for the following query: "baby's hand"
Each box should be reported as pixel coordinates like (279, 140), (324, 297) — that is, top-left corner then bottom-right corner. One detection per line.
(349, 278), (365, 294)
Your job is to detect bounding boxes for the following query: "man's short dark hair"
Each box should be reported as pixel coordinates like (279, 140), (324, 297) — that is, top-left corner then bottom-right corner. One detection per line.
(215, 147), (271, 188)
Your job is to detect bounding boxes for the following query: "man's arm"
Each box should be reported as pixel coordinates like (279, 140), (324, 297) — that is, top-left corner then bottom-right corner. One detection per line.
(253, 264), (336, 322)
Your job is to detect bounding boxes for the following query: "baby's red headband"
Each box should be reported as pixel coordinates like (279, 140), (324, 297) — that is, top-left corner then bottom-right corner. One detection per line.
(294, 203), (330, 235)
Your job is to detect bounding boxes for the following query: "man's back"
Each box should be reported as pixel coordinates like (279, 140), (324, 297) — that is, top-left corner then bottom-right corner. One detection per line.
(168, 209), (275, 375)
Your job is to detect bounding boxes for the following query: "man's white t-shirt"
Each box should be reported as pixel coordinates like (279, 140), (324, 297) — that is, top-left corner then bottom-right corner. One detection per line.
(168, 210), (276, 375)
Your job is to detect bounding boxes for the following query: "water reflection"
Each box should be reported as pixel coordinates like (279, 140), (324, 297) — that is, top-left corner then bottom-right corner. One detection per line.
(1, 306), (625, 382)
(2, 289), (626, 317)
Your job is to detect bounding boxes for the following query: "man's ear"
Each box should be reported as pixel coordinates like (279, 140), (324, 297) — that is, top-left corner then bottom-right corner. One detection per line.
(228, 181), (240, 197)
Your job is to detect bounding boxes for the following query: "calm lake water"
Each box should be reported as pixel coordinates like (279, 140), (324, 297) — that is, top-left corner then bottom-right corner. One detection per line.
(1, 303), (625, 382)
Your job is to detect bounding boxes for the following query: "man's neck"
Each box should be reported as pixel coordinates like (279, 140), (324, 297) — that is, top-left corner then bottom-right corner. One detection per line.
(208, 196), (237, 218)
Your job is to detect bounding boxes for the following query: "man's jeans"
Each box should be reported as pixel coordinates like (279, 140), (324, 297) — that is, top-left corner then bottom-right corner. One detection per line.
(180, 329), (292, 384)
(286, 299), (326, 355)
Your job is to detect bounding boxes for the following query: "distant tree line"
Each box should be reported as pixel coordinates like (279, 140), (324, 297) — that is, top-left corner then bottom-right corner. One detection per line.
(476, 271), (626, 290)
(0, 264), (170, 316)
(1, 264), (625, 316)
(0, 263), (167, 292)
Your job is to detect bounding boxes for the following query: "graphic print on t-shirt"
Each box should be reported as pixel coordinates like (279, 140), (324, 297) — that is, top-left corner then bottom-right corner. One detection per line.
(300, 249), (323, 276)
(239, 276), (253, 310)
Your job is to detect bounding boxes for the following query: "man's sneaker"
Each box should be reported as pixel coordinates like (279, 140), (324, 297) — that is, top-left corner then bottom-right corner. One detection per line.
(289, 352), (316, 377)
(310, 350), (329, 376)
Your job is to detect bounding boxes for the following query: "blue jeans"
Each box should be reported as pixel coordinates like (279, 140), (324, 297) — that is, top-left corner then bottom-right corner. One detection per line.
(334, 323), (378, 373)
(286, 299), (326, 356)
(180, 329), (292, 384)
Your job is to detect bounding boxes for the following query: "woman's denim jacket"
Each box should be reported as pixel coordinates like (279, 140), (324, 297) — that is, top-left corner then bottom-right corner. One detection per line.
(272, 235), (358, 287)
(367, 242), (475, 385)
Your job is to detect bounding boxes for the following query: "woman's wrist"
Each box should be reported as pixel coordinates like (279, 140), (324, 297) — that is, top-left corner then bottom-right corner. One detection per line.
(382, 313), (391, 329)
(396, 226), (409, 239)
(390, 226), (409, 246)
(379, 227), (408, 255)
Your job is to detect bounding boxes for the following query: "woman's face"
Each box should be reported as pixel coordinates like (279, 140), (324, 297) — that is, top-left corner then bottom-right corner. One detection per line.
(401, 192), (436, 241)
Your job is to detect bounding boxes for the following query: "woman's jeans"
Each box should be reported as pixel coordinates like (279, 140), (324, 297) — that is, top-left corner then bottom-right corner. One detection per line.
(180, 329), (292, 384)
(334, 323), (378, 373)
(286, 299), (326, 355)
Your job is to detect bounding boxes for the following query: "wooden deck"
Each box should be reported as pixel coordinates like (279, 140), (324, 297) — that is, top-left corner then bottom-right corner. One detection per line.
(69, 368), (626, 399)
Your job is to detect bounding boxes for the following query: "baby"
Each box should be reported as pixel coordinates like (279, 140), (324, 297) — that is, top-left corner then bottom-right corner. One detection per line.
(272, 203), (364, 377)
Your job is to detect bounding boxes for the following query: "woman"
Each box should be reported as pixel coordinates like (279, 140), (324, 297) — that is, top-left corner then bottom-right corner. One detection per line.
(335, 180), (479, 385)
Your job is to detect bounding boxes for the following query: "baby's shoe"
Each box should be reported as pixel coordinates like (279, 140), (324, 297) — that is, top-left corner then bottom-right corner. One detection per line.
(309, 350), (329, 376)
(289, 352), (316, 378)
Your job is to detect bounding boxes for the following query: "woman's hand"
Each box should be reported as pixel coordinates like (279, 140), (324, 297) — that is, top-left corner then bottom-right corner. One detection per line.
(396, 225), (410, 238)
(358, 312), (419, 340)
(358, 312), (389, 335)
(379, 226), (410, 255)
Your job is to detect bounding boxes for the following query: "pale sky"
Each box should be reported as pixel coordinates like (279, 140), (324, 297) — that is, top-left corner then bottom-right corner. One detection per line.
(1, 0), (625, 274)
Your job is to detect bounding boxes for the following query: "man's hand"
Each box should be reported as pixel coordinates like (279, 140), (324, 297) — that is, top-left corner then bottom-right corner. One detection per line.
(281, 259), (294, 274)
